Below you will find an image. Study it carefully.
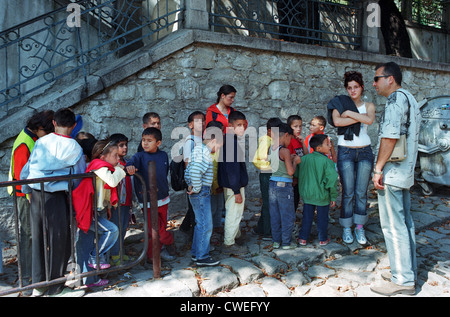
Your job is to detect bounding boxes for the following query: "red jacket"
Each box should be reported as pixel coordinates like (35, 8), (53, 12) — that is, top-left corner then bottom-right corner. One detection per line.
(73, 159), (118, 233)
(205, 103), (235, 129)
(205, 104), (247, 131)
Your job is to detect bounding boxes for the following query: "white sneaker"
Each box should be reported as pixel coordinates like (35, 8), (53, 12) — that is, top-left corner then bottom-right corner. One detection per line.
(354, 227), (367, 245)
(342, 228), (353, 244)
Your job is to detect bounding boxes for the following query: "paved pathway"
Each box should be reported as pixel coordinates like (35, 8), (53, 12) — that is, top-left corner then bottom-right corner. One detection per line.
(1, 184), (449, 298)
(86, 184), (450, 298)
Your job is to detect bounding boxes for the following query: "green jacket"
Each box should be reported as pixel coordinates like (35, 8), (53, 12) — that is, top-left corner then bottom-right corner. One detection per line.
(294, 151), (338, 206)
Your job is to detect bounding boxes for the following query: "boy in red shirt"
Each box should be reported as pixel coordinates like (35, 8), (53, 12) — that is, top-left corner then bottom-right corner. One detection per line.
(305, 116), (337, 163)
(287, 115), (307, 211)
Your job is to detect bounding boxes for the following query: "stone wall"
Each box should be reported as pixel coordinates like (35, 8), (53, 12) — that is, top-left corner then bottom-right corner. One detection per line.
(0, 30), (449, 239)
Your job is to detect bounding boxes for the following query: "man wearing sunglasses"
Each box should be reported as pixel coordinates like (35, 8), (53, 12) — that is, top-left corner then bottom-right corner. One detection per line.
(370, 62), (421, 296)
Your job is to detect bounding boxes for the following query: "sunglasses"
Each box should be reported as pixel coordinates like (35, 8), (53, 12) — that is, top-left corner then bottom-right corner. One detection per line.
(373, 75), (391, 82)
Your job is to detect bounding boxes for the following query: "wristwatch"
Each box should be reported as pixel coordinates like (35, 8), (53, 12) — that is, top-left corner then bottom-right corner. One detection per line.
(373, 169), (383, 175)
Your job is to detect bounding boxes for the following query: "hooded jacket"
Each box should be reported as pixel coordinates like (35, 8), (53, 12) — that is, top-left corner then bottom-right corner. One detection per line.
(73, 159), (125, 233)
(20, 133), (86, 193)
(205, 103), (236, 129)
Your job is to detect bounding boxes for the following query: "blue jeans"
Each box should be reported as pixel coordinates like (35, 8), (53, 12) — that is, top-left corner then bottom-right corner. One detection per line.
(110, 205), (130, 256)
(299, 204), (329, 241)
(337, 145), (374, 228)
(88, 210), (119, 262)
(189, 186), (213, 260)
(378, 184), (417, 286)
(268, 181), (295, 246)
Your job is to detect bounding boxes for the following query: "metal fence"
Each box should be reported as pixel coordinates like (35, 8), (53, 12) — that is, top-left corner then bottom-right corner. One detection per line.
(0, 162), (160, 297)
(0, 0), (184, 111)
(209, 0), (361, 49)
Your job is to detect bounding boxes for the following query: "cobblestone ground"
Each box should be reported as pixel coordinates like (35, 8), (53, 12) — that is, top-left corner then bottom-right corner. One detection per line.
(1, 184), (449, 298)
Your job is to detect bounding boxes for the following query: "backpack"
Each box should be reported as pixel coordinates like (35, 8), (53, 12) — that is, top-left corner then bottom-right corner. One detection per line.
(170, 158), (187, 191)
(169, 135), (195, 191)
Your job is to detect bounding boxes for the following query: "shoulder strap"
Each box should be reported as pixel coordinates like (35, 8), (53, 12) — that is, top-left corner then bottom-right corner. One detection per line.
(396, 90), (411, 131)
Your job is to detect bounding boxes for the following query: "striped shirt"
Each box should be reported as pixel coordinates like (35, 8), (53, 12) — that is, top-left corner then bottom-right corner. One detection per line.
(184, 142), (214, 193)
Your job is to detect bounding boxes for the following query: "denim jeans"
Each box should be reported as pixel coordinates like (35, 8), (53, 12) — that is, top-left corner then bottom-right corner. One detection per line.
(268, 181), (295, 246)
(189, 186), (213, 260)
(87, 210), (119, 262)
(337, 145), (374, 228)
(378, 184), (417, 286)
(110, 205), (130, 257)
(298, 204), (329, 241)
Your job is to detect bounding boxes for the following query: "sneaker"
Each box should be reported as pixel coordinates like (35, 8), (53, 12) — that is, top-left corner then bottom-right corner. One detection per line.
(297, 238), (307, 246)
(160, 248), (176, 262)
(282, 242), (297, 250)
(342, 228), (353, 244)
(354, 227), (367, 245)
(86, 279), (109, 288)
(319, 238), (330, 246)
(272, 242), (280, 249)
(370, 281), (415, 296)
(262, 235), (272, 241)
(195, 257), (220, 266)
(88, 256), (110, 270)
(32, 287), (48, 297)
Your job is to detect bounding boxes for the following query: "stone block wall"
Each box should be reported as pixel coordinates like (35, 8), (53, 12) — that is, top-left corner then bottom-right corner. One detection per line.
(0, 30), (449, 238)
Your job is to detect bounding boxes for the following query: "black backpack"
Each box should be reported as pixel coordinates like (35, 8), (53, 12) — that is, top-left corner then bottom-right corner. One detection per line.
(170, 135), (195, 191)
(170, 157), (187, 191)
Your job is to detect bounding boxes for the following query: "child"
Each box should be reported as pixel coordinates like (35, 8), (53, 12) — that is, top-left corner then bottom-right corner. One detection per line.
(126, 127), (175, 262)
(218, 110), (248, 251)
(73, 139), (124, 287)
(252, 117), (282, 240)
(268, 123), (301, 249)
(109, 133), (133, 266)
(8, 110), (54, 281)
(137, 112), (161, 152)
(185, 125), (223, 266)
(206, 121), (226, 245)
(20, 108), (86, 296)
(179, 111), (206, 236)
(305, 116), (337, 163)
(296, 134), (338, 246)
(287, 115), (307, 212)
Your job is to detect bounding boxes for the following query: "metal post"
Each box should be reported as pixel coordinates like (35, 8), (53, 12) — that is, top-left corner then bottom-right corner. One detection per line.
(147, 161), (161, 278)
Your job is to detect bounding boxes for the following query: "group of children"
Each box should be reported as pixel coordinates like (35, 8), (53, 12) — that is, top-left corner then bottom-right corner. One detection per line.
(10, 103), (339, 295)
(253, 114), (338, 249)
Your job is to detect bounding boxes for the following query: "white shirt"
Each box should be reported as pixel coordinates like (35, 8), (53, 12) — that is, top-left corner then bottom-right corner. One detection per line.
(337, 103), (372, 147)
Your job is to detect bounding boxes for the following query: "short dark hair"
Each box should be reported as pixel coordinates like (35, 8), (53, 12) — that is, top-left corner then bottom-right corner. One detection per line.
(188, 111), (205, 123)
(228, 110), (246, 124)
(344, 71), (364, 90)
(375, 62), (402, 85)
(54, 108), (76, 128)
(78, 138), (97, 162)
(109, 133), (129, 145)
(310, 134), (328, 151)
(313, 115), (327, 128)
(27, 110), (54, 133)
(142, 112), (160, 124)
(142, 127), (162, 142)
(287, 115), (302, 127)
(277, 122), (293, 135)
(206, 120), (223, 130)
(267, 117), (282, 130)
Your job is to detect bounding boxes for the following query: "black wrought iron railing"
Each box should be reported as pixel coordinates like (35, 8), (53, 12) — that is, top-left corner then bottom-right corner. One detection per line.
(0, 161), (162, 297)
(0, 0), (184, 111)
(209, 0), (361, 49)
